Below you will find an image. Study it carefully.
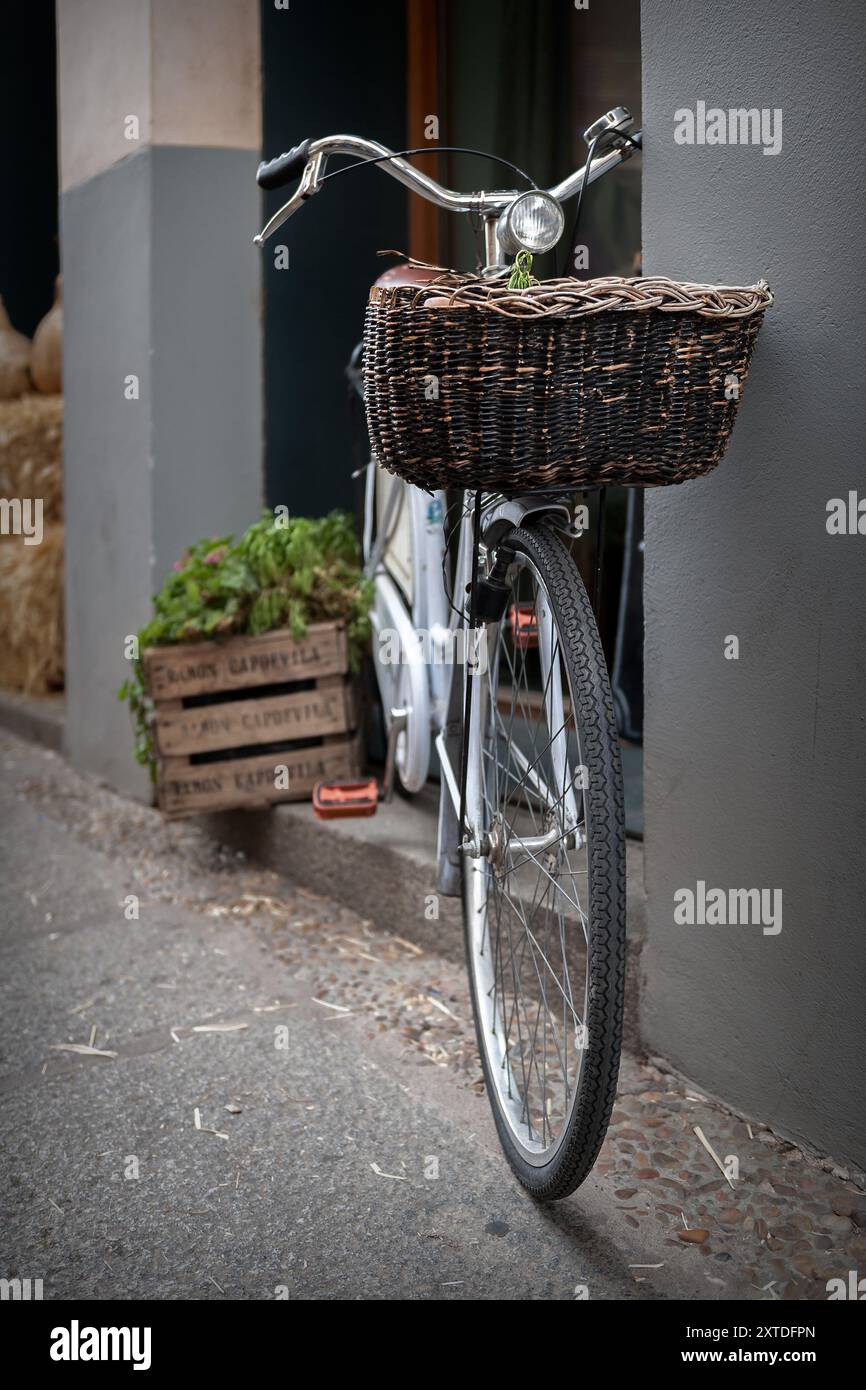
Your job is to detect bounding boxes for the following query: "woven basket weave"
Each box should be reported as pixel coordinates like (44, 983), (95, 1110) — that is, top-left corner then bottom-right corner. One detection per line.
(363, 270), (772, 493)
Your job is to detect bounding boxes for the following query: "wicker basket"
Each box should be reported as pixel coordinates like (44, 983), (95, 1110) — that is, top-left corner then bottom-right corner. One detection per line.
(363, 271), (772, 493)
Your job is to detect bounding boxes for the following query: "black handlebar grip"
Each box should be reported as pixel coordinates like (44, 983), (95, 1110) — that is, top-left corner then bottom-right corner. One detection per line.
(256, 139), (313, 191)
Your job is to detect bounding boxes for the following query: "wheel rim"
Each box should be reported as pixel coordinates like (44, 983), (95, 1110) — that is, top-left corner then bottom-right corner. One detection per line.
(464, 552), (591, 1167)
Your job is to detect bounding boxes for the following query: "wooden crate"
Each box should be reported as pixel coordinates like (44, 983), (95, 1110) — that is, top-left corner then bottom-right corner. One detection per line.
(143, 623), (359, 818)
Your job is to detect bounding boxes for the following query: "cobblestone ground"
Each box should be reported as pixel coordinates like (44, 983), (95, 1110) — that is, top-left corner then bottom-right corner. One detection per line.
(6, 733), (866, 1300)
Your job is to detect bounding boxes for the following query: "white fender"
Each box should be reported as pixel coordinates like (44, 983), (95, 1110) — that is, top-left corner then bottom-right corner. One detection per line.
(371, 572), (431, 793)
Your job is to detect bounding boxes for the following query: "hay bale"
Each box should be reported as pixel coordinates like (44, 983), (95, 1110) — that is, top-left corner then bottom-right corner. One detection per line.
(0, 523), (65, 693)
(0, 393), (63, 522)
(31, 278), (63, 394)
(0, 297), (31, 400)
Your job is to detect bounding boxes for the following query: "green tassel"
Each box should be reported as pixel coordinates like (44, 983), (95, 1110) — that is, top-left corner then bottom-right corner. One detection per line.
(507, 249), (540, 290)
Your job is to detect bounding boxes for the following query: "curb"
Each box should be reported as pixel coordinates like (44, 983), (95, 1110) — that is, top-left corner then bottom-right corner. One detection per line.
(0, 691), (65, 753)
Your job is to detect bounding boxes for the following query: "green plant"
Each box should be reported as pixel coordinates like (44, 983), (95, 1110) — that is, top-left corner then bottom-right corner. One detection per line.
(118, 510), (373, 777)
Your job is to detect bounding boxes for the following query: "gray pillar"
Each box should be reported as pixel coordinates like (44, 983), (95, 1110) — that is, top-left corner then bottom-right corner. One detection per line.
(58, 0), (263, 794)
(639, 0), (866, 1171)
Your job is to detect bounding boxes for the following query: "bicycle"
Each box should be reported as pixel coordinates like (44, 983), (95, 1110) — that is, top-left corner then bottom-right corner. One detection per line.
(255, 109), (641, 1199)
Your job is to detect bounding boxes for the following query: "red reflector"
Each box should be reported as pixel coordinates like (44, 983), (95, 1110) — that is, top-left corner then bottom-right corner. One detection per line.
(509, 603), (538, 649)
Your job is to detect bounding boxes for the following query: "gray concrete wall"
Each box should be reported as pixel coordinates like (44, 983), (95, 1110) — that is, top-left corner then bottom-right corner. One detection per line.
(58, 0), (262, 795)
(61, 154), (155, 791)
(640, 0), (866, 1170)
(62, 148), (263, 791)
(150, 146), (263, 584)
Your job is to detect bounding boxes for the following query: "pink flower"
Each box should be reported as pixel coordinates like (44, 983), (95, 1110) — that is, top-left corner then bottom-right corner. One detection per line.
(204, 546), (226, 565)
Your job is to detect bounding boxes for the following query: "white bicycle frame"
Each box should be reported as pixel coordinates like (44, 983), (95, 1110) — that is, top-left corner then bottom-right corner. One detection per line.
(363, 459), (576, 889)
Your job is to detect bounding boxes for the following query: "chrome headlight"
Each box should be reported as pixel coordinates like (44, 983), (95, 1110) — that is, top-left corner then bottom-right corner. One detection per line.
(496, 191), (565, 256)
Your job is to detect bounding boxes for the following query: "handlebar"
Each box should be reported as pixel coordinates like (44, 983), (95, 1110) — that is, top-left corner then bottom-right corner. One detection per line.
(257, 139), (314, 191)
(254, 128), (641, 248)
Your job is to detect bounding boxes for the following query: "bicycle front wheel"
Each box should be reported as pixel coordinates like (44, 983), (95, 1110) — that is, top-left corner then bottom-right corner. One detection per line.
(462, 518), (626, 1199)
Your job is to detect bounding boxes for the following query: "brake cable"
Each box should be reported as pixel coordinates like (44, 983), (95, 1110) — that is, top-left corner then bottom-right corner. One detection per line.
(316, 146), (539, 191)
(558, 128), (642, 278)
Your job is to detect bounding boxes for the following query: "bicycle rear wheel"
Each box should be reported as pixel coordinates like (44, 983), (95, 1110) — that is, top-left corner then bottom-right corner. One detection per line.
(461, 518), (626, 1199)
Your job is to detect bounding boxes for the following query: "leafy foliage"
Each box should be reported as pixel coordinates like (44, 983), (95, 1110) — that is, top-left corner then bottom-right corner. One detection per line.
(118, 511), (373, 777)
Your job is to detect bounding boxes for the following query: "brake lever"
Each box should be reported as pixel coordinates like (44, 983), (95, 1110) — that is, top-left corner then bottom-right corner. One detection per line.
(253, 153), (324, 246)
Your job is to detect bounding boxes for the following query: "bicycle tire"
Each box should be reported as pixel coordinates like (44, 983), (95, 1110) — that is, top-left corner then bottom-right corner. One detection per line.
(461, 517), (626, 1199)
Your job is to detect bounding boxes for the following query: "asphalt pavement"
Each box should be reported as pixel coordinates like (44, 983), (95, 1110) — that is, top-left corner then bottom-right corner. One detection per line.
(1, 732), (861, 1301)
